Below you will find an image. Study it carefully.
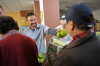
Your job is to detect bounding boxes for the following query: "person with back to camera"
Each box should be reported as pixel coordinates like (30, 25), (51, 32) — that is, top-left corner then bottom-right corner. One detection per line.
(0, 16), (40, 66)
(54, 3), (100, 66)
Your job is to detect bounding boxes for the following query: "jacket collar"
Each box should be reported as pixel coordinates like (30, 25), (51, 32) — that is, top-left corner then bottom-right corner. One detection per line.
(4, 30), (19, 39)
(65, 32), (96, 49)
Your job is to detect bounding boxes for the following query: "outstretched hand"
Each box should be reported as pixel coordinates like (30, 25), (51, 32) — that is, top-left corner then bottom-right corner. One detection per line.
(56, 29), (62, 32)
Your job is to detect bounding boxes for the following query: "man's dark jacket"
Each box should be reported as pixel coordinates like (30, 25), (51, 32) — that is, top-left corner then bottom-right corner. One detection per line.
(54, 32), (100, 66)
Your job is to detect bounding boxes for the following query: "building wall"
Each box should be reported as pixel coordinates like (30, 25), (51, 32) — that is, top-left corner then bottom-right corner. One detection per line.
(5, 12), (29, 32)
(43, 0), (60, 47)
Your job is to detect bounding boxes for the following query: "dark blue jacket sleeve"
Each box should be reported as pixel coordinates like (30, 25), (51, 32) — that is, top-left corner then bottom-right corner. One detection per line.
(48, 28), (57, 36)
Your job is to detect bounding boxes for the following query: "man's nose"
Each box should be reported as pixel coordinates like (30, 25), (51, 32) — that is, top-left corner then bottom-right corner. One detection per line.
(31, 21), (35, 23)
(32, 21), (36, 24)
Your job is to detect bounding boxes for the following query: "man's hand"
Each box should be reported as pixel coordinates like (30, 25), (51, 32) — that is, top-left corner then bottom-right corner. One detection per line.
(56, 29), (62, 33)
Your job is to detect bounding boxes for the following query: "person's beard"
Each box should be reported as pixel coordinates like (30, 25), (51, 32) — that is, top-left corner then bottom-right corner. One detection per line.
(31, 22), (37, 28)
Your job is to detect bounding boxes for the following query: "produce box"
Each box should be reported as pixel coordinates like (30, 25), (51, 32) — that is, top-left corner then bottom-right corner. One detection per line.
(42, 38), (67, 66)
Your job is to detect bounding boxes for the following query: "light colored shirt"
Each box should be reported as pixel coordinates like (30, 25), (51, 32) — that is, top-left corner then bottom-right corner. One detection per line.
(22, 24), (57, 53)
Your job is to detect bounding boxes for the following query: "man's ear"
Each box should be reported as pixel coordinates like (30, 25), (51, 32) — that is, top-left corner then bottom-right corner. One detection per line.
(68, 21), (74, 30)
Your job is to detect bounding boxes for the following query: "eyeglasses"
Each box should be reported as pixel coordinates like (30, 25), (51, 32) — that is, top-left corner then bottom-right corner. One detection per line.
(63, 20), (69, 29)
(63, 23), (66, 29)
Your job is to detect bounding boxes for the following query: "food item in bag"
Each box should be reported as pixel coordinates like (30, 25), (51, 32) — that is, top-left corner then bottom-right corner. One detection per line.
(53, 38), (66, 47)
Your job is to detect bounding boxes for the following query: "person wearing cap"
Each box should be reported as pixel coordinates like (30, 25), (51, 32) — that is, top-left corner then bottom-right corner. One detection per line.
(54, 3), (100, 66)
(54, 15), (72, 44)
(56, 15), (66, 29)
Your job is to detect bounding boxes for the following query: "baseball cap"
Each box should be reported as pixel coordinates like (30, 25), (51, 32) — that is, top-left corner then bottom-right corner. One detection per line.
(60, 15), (66, 20)
(65, 3), (95, 25)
